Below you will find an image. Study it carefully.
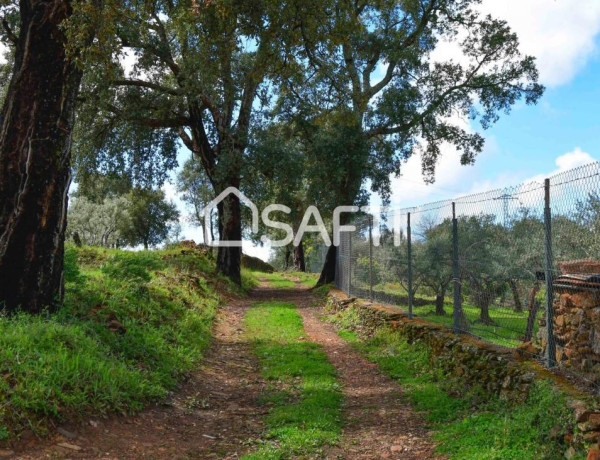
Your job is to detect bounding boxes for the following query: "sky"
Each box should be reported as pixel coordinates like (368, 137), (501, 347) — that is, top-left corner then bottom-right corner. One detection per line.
(384, 0), (600, 210)
(164, 0), (600, 261)
(0, 1), (588, 261)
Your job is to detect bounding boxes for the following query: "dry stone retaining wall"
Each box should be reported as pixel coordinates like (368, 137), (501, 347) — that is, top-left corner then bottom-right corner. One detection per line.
(325, 289), (600, 455)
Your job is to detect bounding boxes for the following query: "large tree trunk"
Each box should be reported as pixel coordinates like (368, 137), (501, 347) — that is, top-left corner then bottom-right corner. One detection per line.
(524, 281), (541, 342)
(317, 244), (336, 286)
(284, 245), (291, 270)
(216, 191), (242, 285)
(0, 0), (85, 314)
(471, 281), (496, 325)
(293, 238), (306, 272)
(479, 301), (494, 325)
(509, 279), (523, 312)
(435, 286), (447, 315)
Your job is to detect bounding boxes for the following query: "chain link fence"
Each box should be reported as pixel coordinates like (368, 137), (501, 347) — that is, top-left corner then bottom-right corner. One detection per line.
(335, 161), (600, 389)
(306, 244), (328, 274)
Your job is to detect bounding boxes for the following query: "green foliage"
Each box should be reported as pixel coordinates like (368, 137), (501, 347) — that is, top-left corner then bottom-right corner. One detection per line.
(68, 186), (180, 250)
(100, 251), (164, 282)
(67, 195), (132, 248)
(120, 188), (180, 249)
(279, 0), (543, 207)
(356, 256), (383, 286)
(244, 301), (342, 458)
(330, 313), (577, 460)
(176, 157), (215, 235)
(0, 244), (238, 439)
(68, 1), (544, 288)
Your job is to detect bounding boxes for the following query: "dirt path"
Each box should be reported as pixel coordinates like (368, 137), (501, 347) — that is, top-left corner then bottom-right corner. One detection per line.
(12, 284), (440, 459)
(269, 285), (441, 460)
(13, 299), (265, 460)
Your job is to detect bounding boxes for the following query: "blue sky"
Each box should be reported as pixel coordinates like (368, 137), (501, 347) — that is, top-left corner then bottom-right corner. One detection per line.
(380, 0), (600, 211)
(164, 0), (600, 260)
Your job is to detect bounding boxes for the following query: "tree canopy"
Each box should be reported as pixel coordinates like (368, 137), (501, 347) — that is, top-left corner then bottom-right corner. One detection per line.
(66, 0), (544, 285)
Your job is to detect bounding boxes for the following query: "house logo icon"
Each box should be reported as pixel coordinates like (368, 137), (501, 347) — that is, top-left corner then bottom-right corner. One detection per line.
(200, 187), (259, 247)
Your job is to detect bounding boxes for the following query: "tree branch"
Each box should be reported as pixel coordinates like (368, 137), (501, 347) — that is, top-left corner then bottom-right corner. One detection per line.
(150, 12), (181, 76)
(2, 19), (16, 45)
(178, 128), (194, 151)
(106, 103), (190, 128)
(367, 0), (439, 98)
(111, 79), (181, 96)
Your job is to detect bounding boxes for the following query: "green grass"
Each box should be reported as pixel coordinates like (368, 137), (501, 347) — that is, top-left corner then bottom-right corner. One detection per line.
(375, 282), (437, 302)
(253, 271), (319, 289)
(243, 301), (342, 459)
(255, 272), (297, 289)
(409, 302), (540, 347)
(0, 244), (257, 439)
(329, 310), (578, 460)
(290, 272), (319, 288)
(363, 282), (541, 347)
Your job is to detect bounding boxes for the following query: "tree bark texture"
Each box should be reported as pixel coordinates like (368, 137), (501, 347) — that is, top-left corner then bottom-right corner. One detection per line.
(216, 191), (242, 285)
(509, 279), (523, 313)
(317, 245), (337, 286)
(293, 238), (306, 272)
(435, 286), (447, 316)
(0, 0), (85, 313)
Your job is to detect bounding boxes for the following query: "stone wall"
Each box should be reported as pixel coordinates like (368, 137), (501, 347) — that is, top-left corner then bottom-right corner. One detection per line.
(325, 291), (537, 401)
(325, 289), (600, 455)
(551, 291), (600, 376)
(537, 259), (600, 383)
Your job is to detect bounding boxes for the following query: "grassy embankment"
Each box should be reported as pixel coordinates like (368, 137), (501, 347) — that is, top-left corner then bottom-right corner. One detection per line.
(255, 271), (319, 289)
(0, 244), (256, 440)
(329, 307), (579, 460)
(243, 301), (342, 459)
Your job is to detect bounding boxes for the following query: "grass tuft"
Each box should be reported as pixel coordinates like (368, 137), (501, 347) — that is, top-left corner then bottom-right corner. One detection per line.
(244, 301), (342, 459)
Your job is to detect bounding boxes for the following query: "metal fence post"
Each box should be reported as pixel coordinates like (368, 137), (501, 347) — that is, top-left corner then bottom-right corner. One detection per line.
(347, 230), (352, 295)
(452, 203), (462, 333)
(369, 215), (374, 301)
(544, 178), (557, 368)
(334, 238), (339, 289)
(407, 212), (414, 319)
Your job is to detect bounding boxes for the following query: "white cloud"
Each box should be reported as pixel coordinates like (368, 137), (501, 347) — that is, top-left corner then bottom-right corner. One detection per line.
(555, 147), (596, 171)
(387, 148), (476, 209)
(385, 146), (598, 217)
(385, 116), (499, 209)
(524, 147), (597, 184)
(481, 0), (600, 87)
(430, 1), (600, 88)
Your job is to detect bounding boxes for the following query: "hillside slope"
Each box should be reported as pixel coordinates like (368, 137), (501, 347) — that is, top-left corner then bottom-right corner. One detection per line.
(0, 243), (255, 441)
